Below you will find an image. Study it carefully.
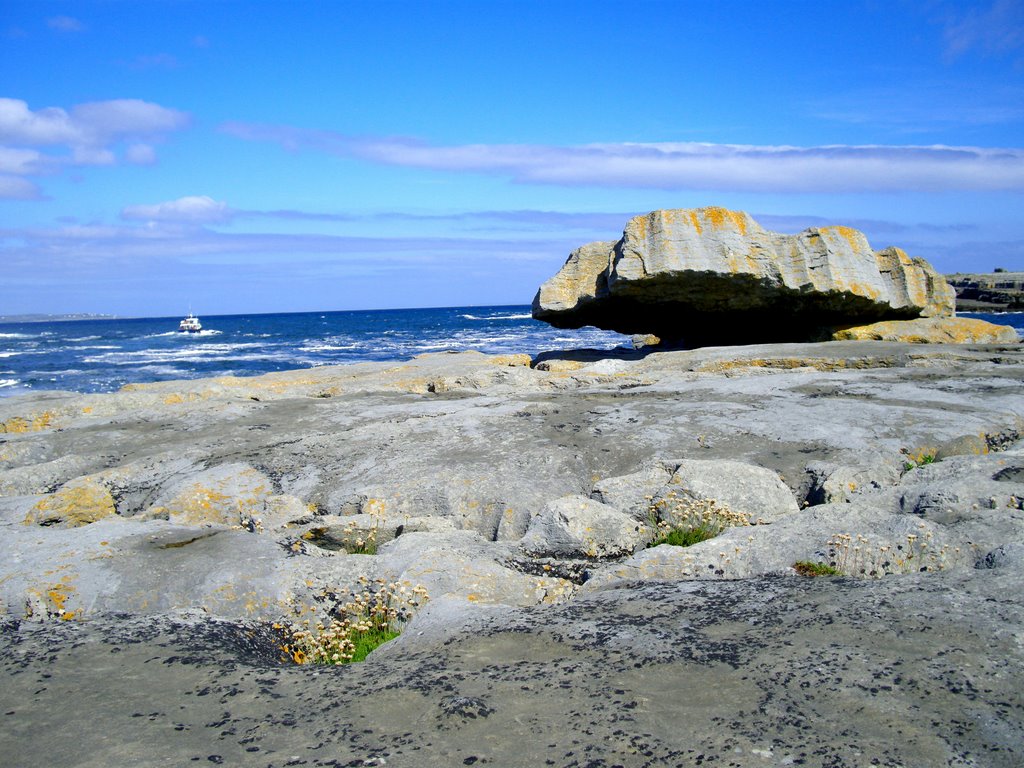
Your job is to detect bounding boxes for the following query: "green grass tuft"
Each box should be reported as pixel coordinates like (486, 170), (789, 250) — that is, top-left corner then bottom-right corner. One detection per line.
(348, 627), (400, 663)
(793, 560), (840, 577)
(651, 524), (719, 548)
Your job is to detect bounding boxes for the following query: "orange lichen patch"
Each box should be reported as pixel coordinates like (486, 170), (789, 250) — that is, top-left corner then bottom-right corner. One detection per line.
(833, 318), (1019, 344)
(25, 477), (116, 527)
(488, 354), (531, 367)
(702, 207), (748, 235)
(632, 215), (649, 238)
(885, 246), (912, 264)
(1, 410), (58, 433)
(81, 406), (93, 415)
(689, 210), (703, 235)
(31, 576), (79, 620)
(696, 357), (895, 374)
(821, 226), (865, 252)
(842, 281), (882, 300)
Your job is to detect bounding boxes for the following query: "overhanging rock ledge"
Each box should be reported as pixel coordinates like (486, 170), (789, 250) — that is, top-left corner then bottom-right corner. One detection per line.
(532, 206), (960, 346)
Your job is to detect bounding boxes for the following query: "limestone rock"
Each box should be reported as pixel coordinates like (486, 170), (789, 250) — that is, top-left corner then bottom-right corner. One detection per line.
(832, 316), (1019, 344)
(533, 207), (956, 345)
(24, 477), (116, 527)
(662, 459), (799, 523)
(519, 495), (650, 558)
(590, 464), (674, 515)
(377, 531), (574, 606)
(804, 459), (902, 505)
(146, 463), (297, 529)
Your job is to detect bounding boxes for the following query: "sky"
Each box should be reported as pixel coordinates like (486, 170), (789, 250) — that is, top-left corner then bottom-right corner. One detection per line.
(2, 0), (1023, 317)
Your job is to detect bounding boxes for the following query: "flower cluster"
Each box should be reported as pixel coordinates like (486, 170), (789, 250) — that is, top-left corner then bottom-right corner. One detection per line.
(645, 490), (754, 548)
(275, 577), (428, 665)
(825, 525), (963, 577)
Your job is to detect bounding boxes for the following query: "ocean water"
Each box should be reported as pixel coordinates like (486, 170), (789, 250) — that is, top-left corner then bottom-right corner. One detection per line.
(1, 308), (1020, 397)
(0, 305), (630, 396)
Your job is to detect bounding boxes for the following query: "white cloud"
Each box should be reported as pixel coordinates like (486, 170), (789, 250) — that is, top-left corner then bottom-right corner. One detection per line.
(0, 146), (44, 175)
(71, 146), (116, 166)
(0, 98), (189, 192)
(222, 122), (1024, 193)
(47, 16), (83, 33)
(0, 174), (42, 199)
(0, 98), (189, 148)
(68, 99), (190, 144)
(0, 99), (78, 145)
(121, 195), (234, 224)
(124, 143), (157, 165)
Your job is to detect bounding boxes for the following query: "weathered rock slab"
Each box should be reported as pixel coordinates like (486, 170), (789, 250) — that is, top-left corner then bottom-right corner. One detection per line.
(533, 206), (964, 344)
(834, 316), (1020, 344)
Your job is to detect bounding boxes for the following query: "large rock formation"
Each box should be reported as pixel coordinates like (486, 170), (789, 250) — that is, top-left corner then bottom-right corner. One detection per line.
(532, 207), (958, 345)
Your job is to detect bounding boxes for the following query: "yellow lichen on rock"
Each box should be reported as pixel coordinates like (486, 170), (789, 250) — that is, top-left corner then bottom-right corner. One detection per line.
(703, 206), (748, 235)
(821, 225), (865, 252)
(833, 317), (1019, 344)
(164, 483), (239, 526)
(25, 477), (116, 527)
(488, 354), (531, 368)
(1, 410), (58, 433)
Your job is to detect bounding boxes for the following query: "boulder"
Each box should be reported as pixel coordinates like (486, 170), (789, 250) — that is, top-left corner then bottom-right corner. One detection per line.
(146, 463), (303, 530)
(832, 316), (1019, 344)
(662, 459), (799, 523)
(532, 207), (956, 345)
(519, 495), (650, 558)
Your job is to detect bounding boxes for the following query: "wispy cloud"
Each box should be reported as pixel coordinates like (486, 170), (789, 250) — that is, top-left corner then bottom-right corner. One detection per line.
(1, 220), (567, 268)
(809, 82), (1024, 134)
(122, 196), (234, 224)
(0, 98), (190, 194)
(47, 16), (84, 33)
(0, 174), (42, 200)
(128, 53), (180, 70)
(943, 0), (1024, 61)
(222, 122), (1024, 193)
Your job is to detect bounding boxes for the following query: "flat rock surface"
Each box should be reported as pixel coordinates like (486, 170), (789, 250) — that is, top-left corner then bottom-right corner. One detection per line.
(1, 340), (1023, 765)
(2, 570), (1022, 768)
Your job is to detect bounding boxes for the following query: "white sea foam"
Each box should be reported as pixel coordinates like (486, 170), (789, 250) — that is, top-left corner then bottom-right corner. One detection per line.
(0, 378), (18, 388)
(0, 333), (32, 339)
(0, 352), (17, 358)
(300, 343), (360, 352)
(461, 313), (533, 321)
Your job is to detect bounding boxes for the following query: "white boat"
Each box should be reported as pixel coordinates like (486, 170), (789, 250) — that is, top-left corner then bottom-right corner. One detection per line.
(178, 313), (202, 333)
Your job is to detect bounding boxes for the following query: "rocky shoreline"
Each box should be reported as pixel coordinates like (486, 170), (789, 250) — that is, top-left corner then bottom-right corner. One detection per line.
(2, 340), (1023, 766)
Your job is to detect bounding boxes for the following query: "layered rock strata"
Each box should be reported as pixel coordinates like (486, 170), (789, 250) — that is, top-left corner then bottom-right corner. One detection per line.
(533, 207), (960, 345)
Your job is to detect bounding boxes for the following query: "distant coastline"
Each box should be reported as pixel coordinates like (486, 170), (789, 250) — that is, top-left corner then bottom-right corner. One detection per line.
(948, 271), (1024, 313)
(0, 313), (117, 324)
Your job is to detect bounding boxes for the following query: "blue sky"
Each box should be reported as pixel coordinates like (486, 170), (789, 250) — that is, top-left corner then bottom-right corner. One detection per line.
(2, 0), (1023, 317)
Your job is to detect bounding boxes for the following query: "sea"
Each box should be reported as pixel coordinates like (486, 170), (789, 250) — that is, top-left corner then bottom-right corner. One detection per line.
(1, 307), (1020, 398)
(0, 305), (630, 397)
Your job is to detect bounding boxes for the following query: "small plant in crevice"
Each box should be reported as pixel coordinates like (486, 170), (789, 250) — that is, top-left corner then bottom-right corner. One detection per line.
(823, 525), (965, 578)
(792, 560), (840, 577)
(644, 491), (757, 549)
(275, 577), (428, 665)
(302, 499), (389, 555)
(901, 447), (938, 473)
